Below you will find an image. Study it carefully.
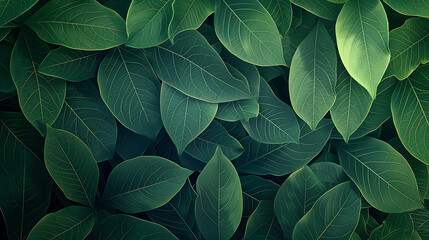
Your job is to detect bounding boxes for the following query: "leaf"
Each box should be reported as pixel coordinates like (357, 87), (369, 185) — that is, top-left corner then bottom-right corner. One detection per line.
(38, 47), (104, 82)
(243, 201), (283, 240)
(25, 0), (127, 50)
(0, 0), (38, 27)
(185, 120), (243, 163)
(241, 175), (280, 216)
(195, 148), (243, 240)
(289, 0), (342, 20)
(160, 83), (218, 154)
(368, 213), (416, 240)
(411, 209), (429, 239)
(44, 126), (99, 207)
(102, 156), (192, 213)
(242, 79), (300, 144)
(147, 180), (200, 240)
(274, 166), (327, 239)
(292, 181), (361, 240)
(0, 22), (16, 42)
(98, 46), (162, 141)
(27, 206), (95, 240)
(391, 64), (429, 164)
(0, 42), (14, 93)
(103, 0), (131, 19)
(88, 214), (178, 240)
(289, 21), (337, 130)
(259, 0), (292, 37)
(116, 124), (151, 160)
(126, 0), (172, 48)
(145, 30), (252, 103)
(309, 162), (348, 189)
(383, 0), (429, 18)
(330, 64), (373, 142)
(213, 0), (285, 66)
(335, 137), (423, 213)
(336, 0), (390, 98)
(10, 28), (66, 136)
(235, 119), (333, 176)
(0, 112), (52, 240)
(168, 0), (214, 42)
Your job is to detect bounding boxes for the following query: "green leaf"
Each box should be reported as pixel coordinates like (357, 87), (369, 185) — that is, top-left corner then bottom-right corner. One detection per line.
(98, 46), (162, 141)
(241, 175), (280, 214)
(0, 42), (14, 93)
(289, 0), (342, 20)
(116, 124), (151, 160)
(289, 21), (337, 130)
(259, 0), (292, 37)
(103, 0), (131, 19)
(0, 112), (52, 240)
(0, 0), (38, 27)
(168, 0), (214, 42)
(102, 156), (192, 213)
(195, 148), (243, 240)
(25, 0), (127, 50)
(336, 0), (390, 98)
(242, 79), (300, 144)
(391, 64), (429, 164)
(147, 180), (200, 240)
(274, 166), (327, 239)
(52, 81), (117, 162)
(88, 214), (178, 240)
(38, 47), (104, 82)
(309, 162), (348, 189)
(185, 120), (243, 163)
(126, 0), (172, 48)
(235, 119), (333, 176)
(160, 83), (218, 154)
(45, 126), (99, 207)
(368, 213), (417, 240)
(331, 64), (373, 142)
(384, 18), (429, 80)
(0, 22), (16, 42)
(335, 137), (423, 213)
(292, 181), (361, 240)
(10, 28), (66, 136)
(243, 201), (283, 240)
(411, 209), (429, 239)
(350, 232), (362, 240)
(214, 0), (285, 66)
(383, 0), (429, 18)
(27, 206), (95, 240)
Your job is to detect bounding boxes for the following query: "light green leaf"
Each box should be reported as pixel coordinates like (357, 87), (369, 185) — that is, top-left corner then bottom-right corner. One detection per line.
(195, 148), (243, 240)
(235, 119), (333, 175)
(126, 0), (172, 48)
(45, 126), (99, 207)
(243, 201), (283, 240)
(336, 0), (390, 98)
(259, 0), (292, 37)
(289, 21), (337, 130)
(368, 213), (417, 240)
(292, 181), (361, 240)
(10, 28), (66, 136)
(185, 120), (243, 163)
(168, 0), (214, 42)
(98, 46), (162, 141)
(160, 83), (218, 154)
(0, 0), (38, 27)
(102, 156), (192, 213)
(309, 162), (348, 189)
(0, 112), (52, 240)
(242, 79), (300, 144)
(88, 214), (178, 240)
(25, 0), (127, 50)
(274, 166), (327, 239)
(289, 0), (342, 20)
(331, 64), (372, 142)
(145, 30), (252, 103)
(0, 42), (14, 93)
(27, 206), (95, 240)
(385, 18), (429, 80)
(38, 47), (104, 82)
(391, 64), (429, 164)
(383, 0), (429, 18)
(335, 137), (423, 213)
(147, 180), (200, 240)
(214, 0), (285, 66)
(52, 81), (118, 162)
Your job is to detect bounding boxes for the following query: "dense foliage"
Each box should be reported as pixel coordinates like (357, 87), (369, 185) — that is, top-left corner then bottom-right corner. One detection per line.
(0, 0), (428, 239)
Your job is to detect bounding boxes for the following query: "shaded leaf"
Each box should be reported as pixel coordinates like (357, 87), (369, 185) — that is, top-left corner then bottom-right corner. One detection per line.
(0, 0), (38, 27)
(368, 213), (416, 240)
(0, 42), (14, 93)
(243, 201), (283, 240)
(116, 124), (151, 160)
(383, 0), (429, 18)
(411, 209), (429, 239)
(309, 162), (348, 189)
(289, 0), (342, 20)
(260, 0), (292, 37)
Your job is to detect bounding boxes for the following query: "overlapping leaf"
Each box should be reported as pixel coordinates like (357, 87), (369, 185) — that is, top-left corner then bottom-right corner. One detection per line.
(383, 0), (429, 18)
(243, 201), (283, 240)
(260, 0), (292, 37)
(0, 0), (38, 27)
(289, 0), (342, 20)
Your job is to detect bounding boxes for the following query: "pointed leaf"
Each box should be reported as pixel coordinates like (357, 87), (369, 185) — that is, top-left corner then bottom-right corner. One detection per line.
(243, 201), (283, 240)
(0, 0), (38, 27)
(383, 0), (429, 18)
(289, 0), (342, 20)
(259, 0), (292, 37)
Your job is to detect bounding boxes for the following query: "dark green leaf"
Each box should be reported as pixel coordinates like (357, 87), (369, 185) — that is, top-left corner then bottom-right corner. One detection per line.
(243, 201), (283, 240)
(368, 213), (416, 240)
(309, 162), (348, 189)
(411, 209), (429, 239)
(116, 124), (151, 160)
(0, 42), (14, 93)
(260, 0), (292, 37)
(0, 0), (38, 27)
(289, 0), (342, 20)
